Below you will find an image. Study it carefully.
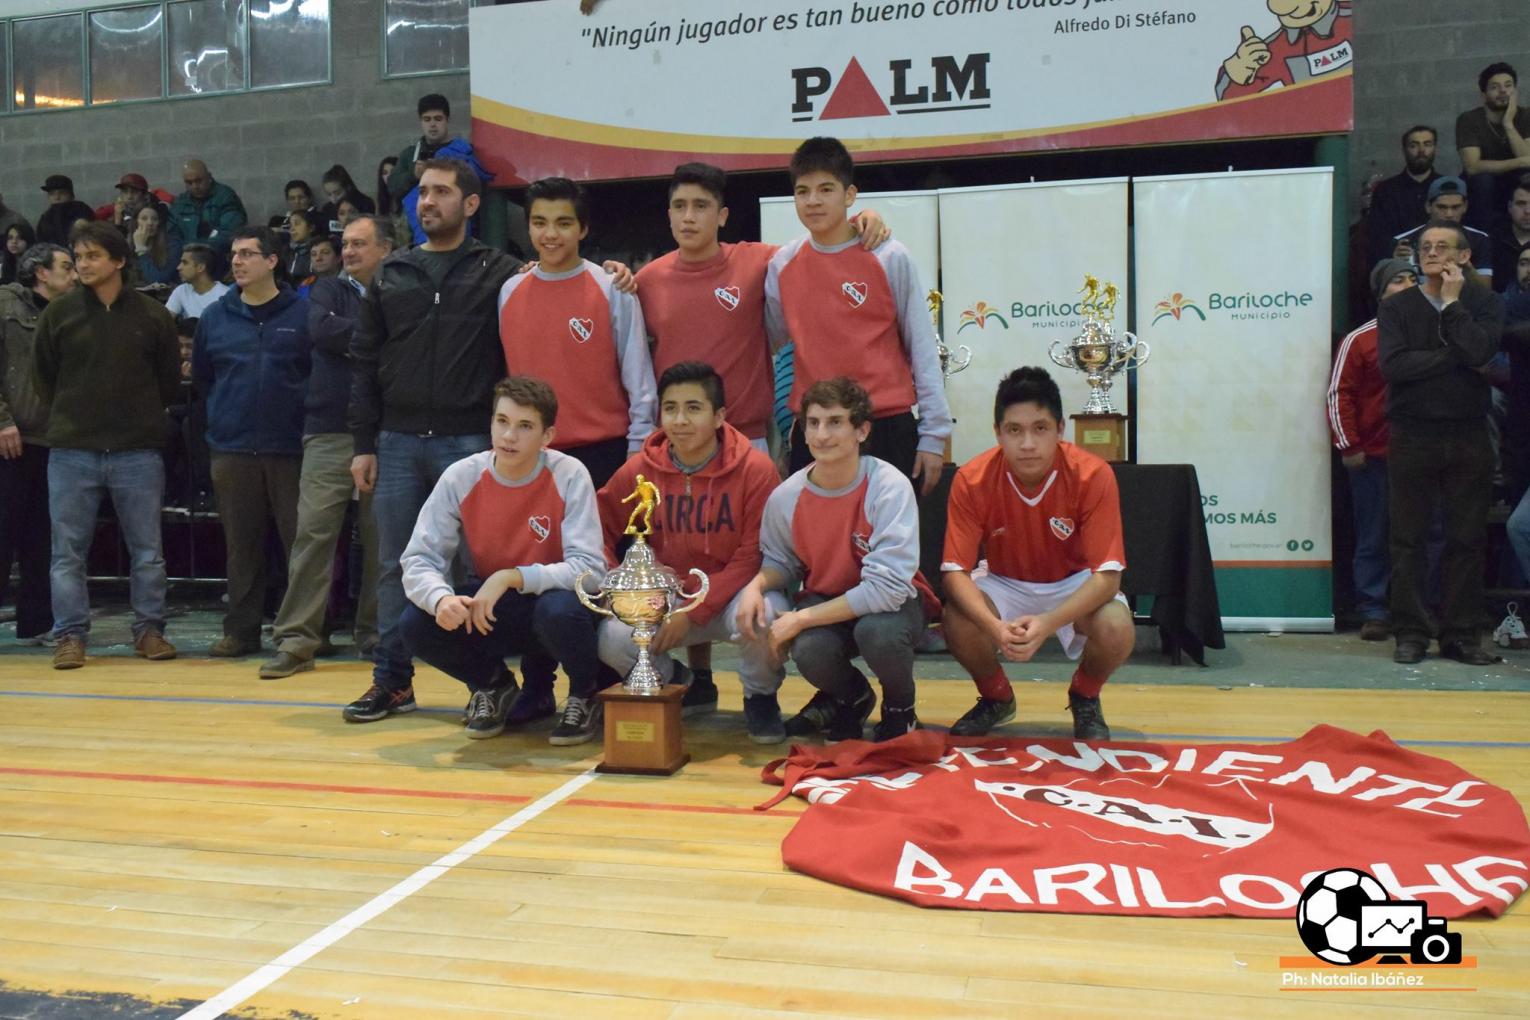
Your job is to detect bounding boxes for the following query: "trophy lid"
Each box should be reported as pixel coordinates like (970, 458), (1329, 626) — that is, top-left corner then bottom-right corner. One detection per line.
(599, 538), (680, 593)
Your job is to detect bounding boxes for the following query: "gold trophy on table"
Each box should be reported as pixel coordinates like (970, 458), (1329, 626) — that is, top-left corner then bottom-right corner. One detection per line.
(576, 475), (708, 774)
(1047, 275), (1150, 461)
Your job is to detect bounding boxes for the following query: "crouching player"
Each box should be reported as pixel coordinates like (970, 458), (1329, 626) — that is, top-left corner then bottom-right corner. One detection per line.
(595, 361), (787, 742)
(397, 377), (608, 745)
(941, 368), (1134, 740)
(737, 377), (934, 742)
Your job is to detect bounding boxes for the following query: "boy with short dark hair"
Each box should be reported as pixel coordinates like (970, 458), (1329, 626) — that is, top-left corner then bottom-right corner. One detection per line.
(498, 177), (655, 488)
(395, 376), (607, 745)
(941, 367), (1134, 740)
(595, 361), (786, 742)
(764, 138), (950, 493)
(736, 376), (935, 742)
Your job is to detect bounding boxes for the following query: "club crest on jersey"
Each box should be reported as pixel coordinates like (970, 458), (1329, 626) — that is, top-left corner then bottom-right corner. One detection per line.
(1049, 516), (1075, 541)
(568, 317), (594, 344)
(851, 531), (872, 555)
(528, 515), (551, 542)
(841, 281), (868, 308)
(714, 285), (741, 311)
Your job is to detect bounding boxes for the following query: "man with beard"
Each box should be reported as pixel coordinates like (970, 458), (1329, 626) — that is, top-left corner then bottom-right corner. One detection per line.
(1368, 126), (1442, 267)
(1457, 63), (1530, 232)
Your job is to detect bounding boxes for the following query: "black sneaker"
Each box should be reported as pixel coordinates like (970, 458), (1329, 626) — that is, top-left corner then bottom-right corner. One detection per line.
(872, 706), (922, 742)
(949, 696), (1017, 737)
(343, 683), (417, 723)
(464, 677), (520, 740)
(549, 695), (603, 746)
(743, 693), (786, 744)
(679, 665), (718, 717)
(1067, 690), (1111, 741)
(826, 686), (877, 742)
(506, 685), (558, 726)
(784, 690), (839, 738)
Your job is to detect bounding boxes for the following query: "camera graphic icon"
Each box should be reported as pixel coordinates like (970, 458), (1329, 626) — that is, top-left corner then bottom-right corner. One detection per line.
(1297, 868), (1464, 966)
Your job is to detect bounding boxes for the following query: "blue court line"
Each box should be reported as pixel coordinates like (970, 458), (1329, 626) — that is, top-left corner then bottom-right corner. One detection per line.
(4, 689), (1528, 749)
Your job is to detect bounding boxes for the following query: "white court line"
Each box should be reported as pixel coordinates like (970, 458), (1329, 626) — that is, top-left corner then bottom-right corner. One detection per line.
(177, 769), (599, 1020)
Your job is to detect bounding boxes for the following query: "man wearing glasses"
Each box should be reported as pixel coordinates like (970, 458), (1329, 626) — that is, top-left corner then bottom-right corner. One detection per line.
(1378, 221), (1505, 666)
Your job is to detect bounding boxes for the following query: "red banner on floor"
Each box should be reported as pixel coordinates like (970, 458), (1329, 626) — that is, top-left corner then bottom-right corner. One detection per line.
(758, 726), (1530, 917)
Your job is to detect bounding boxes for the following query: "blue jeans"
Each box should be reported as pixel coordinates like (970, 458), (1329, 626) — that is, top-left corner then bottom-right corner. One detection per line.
(371, 431), (489, 690)
(1508, 488), (1530, 585)
(1346, 457), (1390, 621)
(48, 448), (167, 641)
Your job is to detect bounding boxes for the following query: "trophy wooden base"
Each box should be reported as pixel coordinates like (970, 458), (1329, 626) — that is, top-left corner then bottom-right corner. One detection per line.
(1071, 413), (1127, 462)
(595, 683), (689, 775)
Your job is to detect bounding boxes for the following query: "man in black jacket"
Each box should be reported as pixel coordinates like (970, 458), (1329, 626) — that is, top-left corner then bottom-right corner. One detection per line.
(345, 159), (523, 721)
(35, 176), (96, 248)
(1379, 220), (1505, 665)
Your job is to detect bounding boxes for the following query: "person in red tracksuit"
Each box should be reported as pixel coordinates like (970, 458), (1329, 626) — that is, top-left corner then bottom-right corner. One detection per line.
(1328, 258), (1417, 641)
(1216, 0), (1352, 101)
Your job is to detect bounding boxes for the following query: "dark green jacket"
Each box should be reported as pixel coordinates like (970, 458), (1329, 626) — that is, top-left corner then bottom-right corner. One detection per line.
(0, 283), (51, 445)
(33, 285), (181, 451)
(168, 180), (248, 255)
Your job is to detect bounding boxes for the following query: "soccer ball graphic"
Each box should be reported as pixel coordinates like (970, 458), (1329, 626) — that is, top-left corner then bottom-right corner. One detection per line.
(1297, 868), (1389, 965)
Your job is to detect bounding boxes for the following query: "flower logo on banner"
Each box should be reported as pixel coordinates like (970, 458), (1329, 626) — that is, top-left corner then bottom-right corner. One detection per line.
(1152, 293), (1207, 324)
(957, 301), (1009, 333)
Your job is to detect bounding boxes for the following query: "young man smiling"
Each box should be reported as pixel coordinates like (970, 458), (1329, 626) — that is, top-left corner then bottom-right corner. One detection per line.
(595, 362), (786, 742)
(940, 368), (1134, 741)
(497, 176), (655, 490)
(737, 377), (934, 742)
(397, 377), (606, 744)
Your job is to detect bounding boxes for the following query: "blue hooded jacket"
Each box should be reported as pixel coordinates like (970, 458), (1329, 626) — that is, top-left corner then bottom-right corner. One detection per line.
(402, 137), (494, 246)
(192, 284), (311, 455)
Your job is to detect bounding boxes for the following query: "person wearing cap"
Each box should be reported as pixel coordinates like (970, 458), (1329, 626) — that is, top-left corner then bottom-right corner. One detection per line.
(105, 174), (153, 234)
(1327, 258), (1418, 642)
(34, 176), (95, 248)
(1392, 177), (1493, 280)
(169, 159), (248, 257)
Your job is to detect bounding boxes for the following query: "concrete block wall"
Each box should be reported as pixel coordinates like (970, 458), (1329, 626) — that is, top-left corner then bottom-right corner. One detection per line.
(0, 0), (467, 226)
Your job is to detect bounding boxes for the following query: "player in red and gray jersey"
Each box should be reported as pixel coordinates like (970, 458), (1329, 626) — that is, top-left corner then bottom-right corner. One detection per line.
(737, 377), (937, 742)
(941, 368), (1135, 741)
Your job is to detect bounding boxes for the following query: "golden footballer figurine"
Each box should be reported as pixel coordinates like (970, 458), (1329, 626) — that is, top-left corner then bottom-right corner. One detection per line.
(623, 474), (661, 537)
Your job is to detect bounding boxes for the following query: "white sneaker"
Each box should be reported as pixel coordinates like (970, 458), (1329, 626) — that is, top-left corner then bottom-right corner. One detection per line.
(1493, 603), (1529, 649)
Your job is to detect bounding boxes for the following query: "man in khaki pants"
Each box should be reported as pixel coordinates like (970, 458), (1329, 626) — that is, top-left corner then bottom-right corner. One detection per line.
(259, 216), (391, 678)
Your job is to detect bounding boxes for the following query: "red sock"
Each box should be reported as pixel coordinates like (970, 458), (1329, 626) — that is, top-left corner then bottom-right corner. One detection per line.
(975, 668), (1013, 702)
(1069, 668), (1107, 699)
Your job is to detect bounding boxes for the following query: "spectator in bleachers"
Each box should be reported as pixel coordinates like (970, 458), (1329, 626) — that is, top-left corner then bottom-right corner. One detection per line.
(106, 174), (154, 234)
(1491, 176), (1530, 292)
(1329, 258), (1417, 643)
(165, 244), (229, 321)
(1501, 244), (1530, 582)
(1393, 177), (1493, 282)
(320, 165), (375, 234)
(0, 192), (27, 238)
(35, 176), (96, 247)
(260, 215), (393, 679)
(192, 226), (310, 658)
(269, 180), (316, 231)
(169, 159), (248, 257)
(387, 95), (455, 204)
(1368, 126), (1441, 267)
(298, 236), (340, 297)
(376, 157), (399, 217)
(34, 221), (180, 669)
(336, 197), (363, 231)
(133, 204), (182, 287)
(0, 242), (75, 644)
(1, 224), (36, 286)
(1379, 220), (1504, 665)
(1458, 63), (1530, 232)
(285, 209), (320, 281)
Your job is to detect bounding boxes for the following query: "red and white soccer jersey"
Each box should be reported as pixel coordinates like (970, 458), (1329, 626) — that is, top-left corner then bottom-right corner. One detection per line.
(942, 442), (1125, 585)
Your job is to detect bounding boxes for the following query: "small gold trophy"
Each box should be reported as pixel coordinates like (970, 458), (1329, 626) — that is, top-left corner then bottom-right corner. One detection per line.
(576, 476), (708, 774)
(1047, 275), (1150, 461)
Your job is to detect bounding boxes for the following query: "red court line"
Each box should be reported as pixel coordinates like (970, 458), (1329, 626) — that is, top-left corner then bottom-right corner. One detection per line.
(0, 765), (795, 817)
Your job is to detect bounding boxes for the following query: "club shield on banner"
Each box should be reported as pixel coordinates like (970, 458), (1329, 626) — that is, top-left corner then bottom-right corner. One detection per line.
(936, 180), (1129, 462)
(469, 1), (1354, 183)
(758, 726), (1530, 919)
(1133, 169), (1334, 630)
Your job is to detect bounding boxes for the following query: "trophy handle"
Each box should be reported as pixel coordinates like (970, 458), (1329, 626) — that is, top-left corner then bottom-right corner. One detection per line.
(574, 569), (614, 617)
(670, 569), (710, 617)
(949, 345), (973, 375)
(1047, 338), (1073, 371)
(1128, 338), (1150, 368)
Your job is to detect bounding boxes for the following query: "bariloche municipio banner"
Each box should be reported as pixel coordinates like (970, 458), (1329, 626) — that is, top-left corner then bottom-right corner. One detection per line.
(757, 727), (1530, 919)
(936, 180), (1129, 462)
(1134, 169), (1334, 631)
(469, 0), (1354, 183)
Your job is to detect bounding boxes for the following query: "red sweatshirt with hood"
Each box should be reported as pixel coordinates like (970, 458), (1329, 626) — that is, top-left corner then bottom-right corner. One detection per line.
(597, 422), (780, 628)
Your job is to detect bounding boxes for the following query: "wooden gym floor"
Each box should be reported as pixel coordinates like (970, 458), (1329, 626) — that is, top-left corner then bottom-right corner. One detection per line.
(0, 620), (1526, 1019)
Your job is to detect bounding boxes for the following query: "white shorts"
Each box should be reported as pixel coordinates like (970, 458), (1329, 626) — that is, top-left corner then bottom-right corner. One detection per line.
(971, 564), (1128, 660)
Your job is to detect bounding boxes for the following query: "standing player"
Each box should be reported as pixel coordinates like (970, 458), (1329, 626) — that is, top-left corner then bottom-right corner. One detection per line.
(498, 177), (655, 490)
(940, 368), (1135, 740)
(764, 137), (951, 493)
